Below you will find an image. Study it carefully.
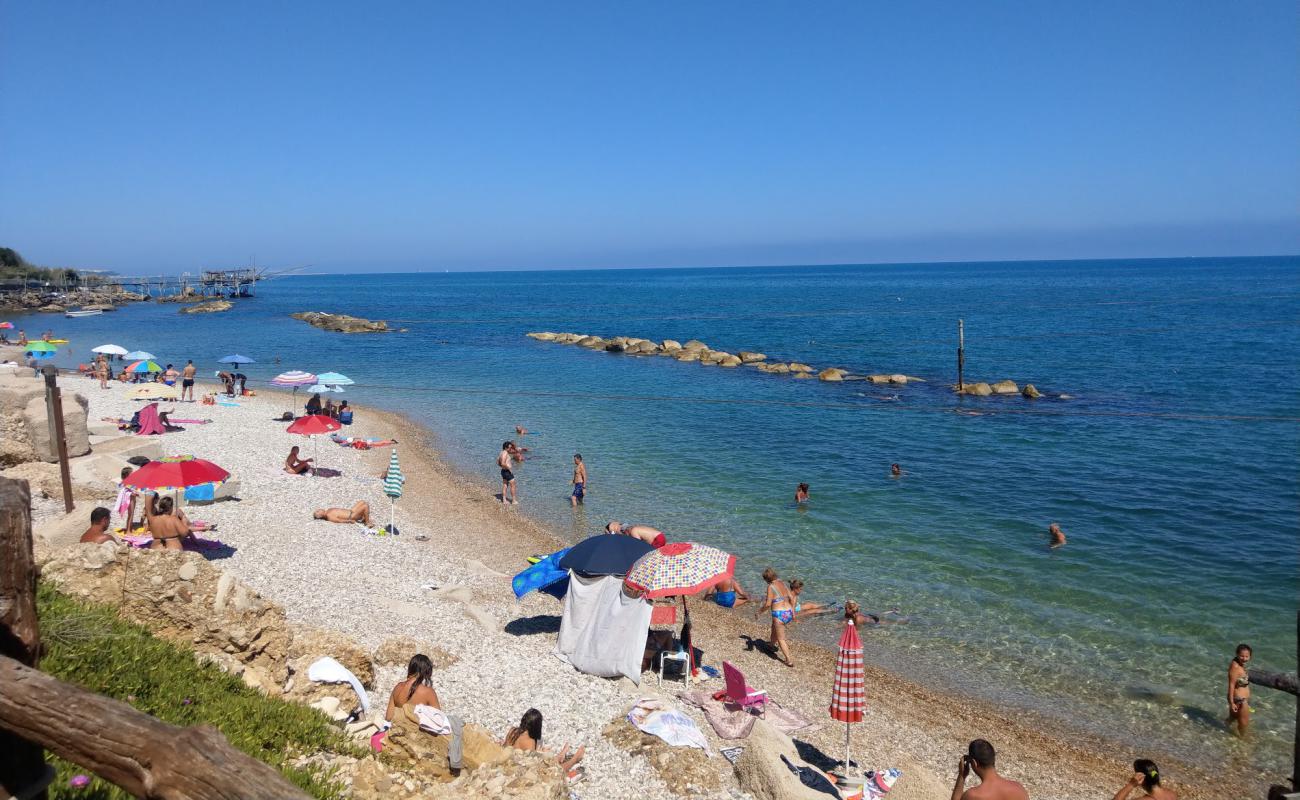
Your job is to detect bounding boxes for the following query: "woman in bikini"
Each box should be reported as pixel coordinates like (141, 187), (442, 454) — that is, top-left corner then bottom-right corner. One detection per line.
(145, 495), (191, 550)
(284, 446), (313, 475)
(760, 568), (796, 667)
(503, 708), (585, 774)
(1227, 643), (1252, 736)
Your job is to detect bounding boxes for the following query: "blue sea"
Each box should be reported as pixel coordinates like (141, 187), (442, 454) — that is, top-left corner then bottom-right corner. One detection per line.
(14, 256), (1299, 777)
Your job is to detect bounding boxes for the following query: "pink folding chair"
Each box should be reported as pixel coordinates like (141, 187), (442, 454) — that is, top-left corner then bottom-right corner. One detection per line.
(722, 660), (768, 714)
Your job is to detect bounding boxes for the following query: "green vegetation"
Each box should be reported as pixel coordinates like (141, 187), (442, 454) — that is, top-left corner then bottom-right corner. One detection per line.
(0, 247), (79, 285)
(36, 582), (357, 799)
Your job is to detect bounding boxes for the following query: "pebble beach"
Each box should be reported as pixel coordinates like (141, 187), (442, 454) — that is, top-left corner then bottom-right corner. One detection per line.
(31, 374), (1251, 799)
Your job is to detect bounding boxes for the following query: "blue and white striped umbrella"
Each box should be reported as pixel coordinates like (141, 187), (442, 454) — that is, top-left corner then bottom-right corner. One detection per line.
(383, 448), (405, 499)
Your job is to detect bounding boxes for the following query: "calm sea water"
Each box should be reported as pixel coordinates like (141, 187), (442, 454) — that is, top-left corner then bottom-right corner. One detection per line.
(15, 256), (1299, 776)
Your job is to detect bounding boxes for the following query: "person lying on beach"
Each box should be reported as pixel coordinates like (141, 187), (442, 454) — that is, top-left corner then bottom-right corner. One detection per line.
(145, 494), (192, 551)
(605, 521), (666, 548)
(1112, 759), (1177, 800)
(760, 568), (795, 667)
(704, 577), (749, 608)
(503, 708), (585, 774)
(313, 501), (372, 526)
(844, 600), (909, 627)
(385, 654), (441, 721)
(1048, 522), (1066, 548)
(795, 483), (809, 503)
(285, 446), (313, 475)
(951, 739), (1028, 800)
(788, 579), (836, 620)
(80, 507), (121, 545)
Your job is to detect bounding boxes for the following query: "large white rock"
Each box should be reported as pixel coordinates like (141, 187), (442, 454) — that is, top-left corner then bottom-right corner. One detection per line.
(23, 392), (90, 462)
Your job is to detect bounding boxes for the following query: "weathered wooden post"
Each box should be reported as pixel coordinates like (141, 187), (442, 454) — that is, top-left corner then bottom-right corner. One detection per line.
(0, 476), (49, 799)
(957, 319), (965, 393)
(40, 366), (74, 514)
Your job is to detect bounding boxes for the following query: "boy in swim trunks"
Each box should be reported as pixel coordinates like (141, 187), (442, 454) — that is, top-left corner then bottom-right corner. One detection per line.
(605, 521), (666, 548)
(570, 454), (586, 507)
(498, 442), (518, 505)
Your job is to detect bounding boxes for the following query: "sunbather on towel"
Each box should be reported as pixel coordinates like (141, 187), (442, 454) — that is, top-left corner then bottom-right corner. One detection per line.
(285, 446), (313, 475)
(145, 494), (192, 551)
(312, 501), (371, 526)
(503, 708), (585, 773)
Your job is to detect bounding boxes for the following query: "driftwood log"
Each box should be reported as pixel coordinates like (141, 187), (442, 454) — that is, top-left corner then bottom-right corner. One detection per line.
(0, 654), (310, 799)
(1250, 669), (1298, 696)
(0, 476), (46, 799)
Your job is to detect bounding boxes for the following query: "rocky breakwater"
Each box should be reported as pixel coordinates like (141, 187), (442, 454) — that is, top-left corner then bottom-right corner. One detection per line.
(292, 311), (390, 333)
(956, 379), (1048, 399)
(526, 332), (860, 381)
(179, 299), (232, 314)
(0, 288), (144, 313)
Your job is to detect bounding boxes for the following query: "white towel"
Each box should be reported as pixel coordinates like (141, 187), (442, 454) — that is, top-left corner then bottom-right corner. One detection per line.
(413, 703), (452, 735)
(307, 656), (370, 713)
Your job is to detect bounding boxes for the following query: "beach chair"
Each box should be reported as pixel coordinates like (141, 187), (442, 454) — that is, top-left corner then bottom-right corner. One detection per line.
(721, 660), (767, 714)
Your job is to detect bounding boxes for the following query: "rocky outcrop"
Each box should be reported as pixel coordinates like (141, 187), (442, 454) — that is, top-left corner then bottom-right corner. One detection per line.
(788, 363), (813, 373)
(961, 382), (993, 396)
(738, 351), (767, 363)
(379, 711), (510, 783)
(291, 311), (389, 333)
(1022, 383), (1042, 399)
(0, 461), (110, 502)
(817, 368), (847, 382)
(733, 718), (831, 800)
(0, 288), (142, 313)
(23, 391), (90, 462)
(179, 299), (232, 314)
(990, 379), (1019, 395)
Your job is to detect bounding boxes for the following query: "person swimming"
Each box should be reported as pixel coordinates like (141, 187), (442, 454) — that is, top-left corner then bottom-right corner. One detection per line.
(795, 483), (809, 504)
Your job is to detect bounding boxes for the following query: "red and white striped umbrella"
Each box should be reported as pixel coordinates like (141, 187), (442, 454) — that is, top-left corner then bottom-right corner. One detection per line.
(830, 620), (865, 779)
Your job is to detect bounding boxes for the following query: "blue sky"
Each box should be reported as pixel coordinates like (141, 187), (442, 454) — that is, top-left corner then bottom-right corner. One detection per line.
(1, 1), (1296, 273)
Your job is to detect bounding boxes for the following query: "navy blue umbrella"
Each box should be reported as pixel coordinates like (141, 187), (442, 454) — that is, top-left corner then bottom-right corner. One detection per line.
(559, 534), (654, 576)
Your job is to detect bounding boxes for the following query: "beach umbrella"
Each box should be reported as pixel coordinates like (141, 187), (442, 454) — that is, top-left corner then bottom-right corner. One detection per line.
(272, 370), (317, 414)
(314, 371), (354, 386)
(26, 350), (55, 360)
(131, 384), (179, 400)
(559, 534), (653, 577)
(305, 383), (343, 394)
(25, 341), (57, 353)
(512, 548), (572, 600)
(123, 350), (156, 361)
(381, 447), (405, 534)
(126, 360), (163, 374)
(830, 620), (866, 783)
(219, 354), (255, 365)
(92, 343), (127, 356)
(123, 455), (230, 494)
(0, 322), (13, 329)
(623, 542), (736, 599)
(286, 414), (341, 467)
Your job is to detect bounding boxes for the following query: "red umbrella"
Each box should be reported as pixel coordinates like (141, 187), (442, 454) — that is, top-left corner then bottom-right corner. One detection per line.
(830, 620), (865, 781)
(287, 414), (342, 471)
(286, 414), (342, 435)
(122, 455), (230, 493)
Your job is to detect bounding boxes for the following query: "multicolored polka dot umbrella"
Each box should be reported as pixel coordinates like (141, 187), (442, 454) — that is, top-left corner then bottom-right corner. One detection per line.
(622, 542), (735, 599)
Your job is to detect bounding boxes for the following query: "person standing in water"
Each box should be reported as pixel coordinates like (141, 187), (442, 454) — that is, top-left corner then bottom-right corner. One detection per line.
(760, 568), (796, 668)
(498, 441), (518, 505)
(570, 454), (586, 507)
(1227, 643), (1252, 736)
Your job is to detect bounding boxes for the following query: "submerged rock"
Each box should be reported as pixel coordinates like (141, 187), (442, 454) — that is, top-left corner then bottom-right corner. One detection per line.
(179, 300), (232, 314)
(962, 382), (993, 396)
(788, 363), (813, 373)
(990, 379), (1019, 395)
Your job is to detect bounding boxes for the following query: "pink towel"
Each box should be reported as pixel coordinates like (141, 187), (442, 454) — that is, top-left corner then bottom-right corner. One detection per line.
(135, 403), (165, 436)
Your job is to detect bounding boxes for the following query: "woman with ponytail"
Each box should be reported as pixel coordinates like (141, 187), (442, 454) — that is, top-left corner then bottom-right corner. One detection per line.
(503, 708), (585, 773)
(1113, 759), (1177, 800)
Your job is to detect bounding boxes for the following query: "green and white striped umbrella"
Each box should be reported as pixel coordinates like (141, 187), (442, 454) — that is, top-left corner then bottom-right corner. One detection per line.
(383, 448), (405, 498)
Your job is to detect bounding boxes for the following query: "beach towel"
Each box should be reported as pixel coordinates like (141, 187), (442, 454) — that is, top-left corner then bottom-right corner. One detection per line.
(122, 533), (227, 551)
(678, 689), (815, 740)
(184, 483), (215, 502)
(135, 403), (165, 436)
(626, 698), (711, 753)
(512, 548), (572, 600)
(555, 571), (652, 683)
(113, 485), (132, 518)
(307, 656), (370, 713)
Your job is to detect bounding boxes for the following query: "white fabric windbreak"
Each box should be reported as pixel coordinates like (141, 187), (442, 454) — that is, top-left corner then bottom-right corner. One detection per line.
(554, 571), (652, 684)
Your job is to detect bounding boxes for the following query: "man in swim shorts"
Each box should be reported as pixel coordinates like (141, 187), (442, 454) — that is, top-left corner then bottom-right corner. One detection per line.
(605, 521), (666, 549)
(313, 501), (372, 525)
(570, 454), (586, 507)
(181, 360), (196, 401)
(498, 442), (518, 504)
(704, 577), (749, 608)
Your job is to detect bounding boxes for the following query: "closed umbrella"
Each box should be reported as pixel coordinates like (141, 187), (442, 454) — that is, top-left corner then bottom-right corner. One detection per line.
(559, 535), (653, 576)
(381, 447), (404, 534)
(830, 620), (866, 783)
(272, 370), (317, 414)
(286, 414), (341, 468)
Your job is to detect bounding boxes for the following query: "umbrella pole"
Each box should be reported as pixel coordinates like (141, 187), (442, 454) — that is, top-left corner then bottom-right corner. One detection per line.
(389, 496), (395, 534)
(845, 723), (851, 781)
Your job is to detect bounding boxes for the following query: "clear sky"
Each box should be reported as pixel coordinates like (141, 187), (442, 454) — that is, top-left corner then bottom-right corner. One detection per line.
(1, 1), (1297, 274)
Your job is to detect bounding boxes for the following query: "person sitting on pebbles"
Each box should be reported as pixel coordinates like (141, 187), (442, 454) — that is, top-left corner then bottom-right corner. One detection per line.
(284, 446), (313, 475)
(312, 501), (372, 526)
(503, 708), (585, 776)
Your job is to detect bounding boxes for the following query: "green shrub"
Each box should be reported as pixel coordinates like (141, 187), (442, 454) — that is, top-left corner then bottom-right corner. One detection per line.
(35, 582), (356, 799)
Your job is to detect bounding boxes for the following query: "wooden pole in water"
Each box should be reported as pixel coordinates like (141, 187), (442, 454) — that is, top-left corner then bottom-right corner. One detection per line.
(957, 319), (965, 393)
